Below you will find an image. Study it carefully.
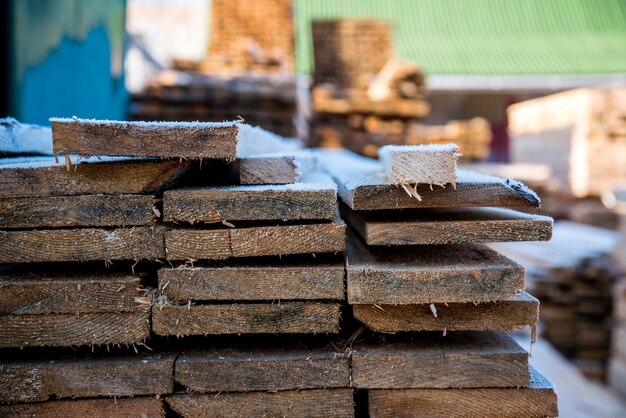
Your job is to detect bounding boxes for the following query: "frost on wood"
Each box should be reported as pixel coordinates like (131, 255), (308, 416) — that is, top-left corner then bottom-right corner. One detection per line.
(0, 117), (53, 155)
(378, 144), (460, 186)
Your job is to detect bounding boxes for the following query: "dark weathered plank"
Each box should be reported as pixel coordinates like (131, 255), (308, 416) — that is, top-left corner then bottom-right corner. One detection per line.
(158, 261), (344, 302)
(342, 205), (553, 245)
(152, 302), (341, 335)
(0, 273), (144, 314)
(166, 389), (354, 418)
(318, 149), (541, 210)
(0, 226), (165, 263)
(0, 354), (175, 402)
(367, 367), (558, 418)
(346, 234), (525, 304)
(166, 222), (346, 260)
(0, 194), (155, 228)
(175, 345), (350, 392)
(353, 293), (539, 333)
(163, 173), (336, 223)
(351, 332), (529, 389)
(0, 396), (165, 418)
(0, 156), (190, 198)
(0, 311), (150, 348)
(239, 152), (317, 185)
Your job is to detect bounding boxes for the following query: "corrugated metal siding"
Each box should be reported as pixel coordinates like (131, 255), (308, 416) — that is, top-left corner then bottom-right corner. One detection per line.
(295, 0), (626, 76)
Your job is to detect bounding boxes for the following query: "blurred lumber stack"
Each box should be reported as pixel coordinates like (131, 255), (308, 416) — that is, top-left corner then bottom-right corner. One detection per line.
(609, 189), (626, 396)
(491, 221), (623, 381)
(319, 148), (558, 417)
(508, 87), (626, 198)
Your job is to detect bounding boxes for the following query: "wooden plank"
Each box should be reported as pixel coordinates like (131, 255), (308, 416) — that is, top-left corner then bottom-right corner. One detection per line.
(239, 151), (317, 185)
(158, 261), (344, 302)
(163, 173), (336, 223)
(175, 345), (350, 392)
(378, 144), (459, 185)
(0, 396), (165, 418)
(346, 233), (525, 304)
(367, 367), (558, 418)
(0, 354), (174, 402)
(0, 194), (155, 228)
(351, 332), (529, 389)
(353, 293), (539, 333)
(341, 205), (553, 246)
(318, 150), (540, 210)
(51, 118), (293, 159)
(152, 302), (341, 335)
(0, 156), (190, 198)
(0, 226), (165, 263)
(0, 310), (150, 348)
(0, 117), (52, 155)
(165, 222), (346, 260)
(166, 389), (354, 418)
(0, 273), (144, 314)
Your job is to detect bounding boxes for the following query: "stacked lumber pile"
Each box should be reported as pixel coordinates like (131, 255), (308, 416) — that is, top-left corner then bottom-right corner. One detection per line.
(508, 87), (626, 198)
(609, 189), (626, 395)
(319, 147), (558, 417)
(491, 221), (623, 381)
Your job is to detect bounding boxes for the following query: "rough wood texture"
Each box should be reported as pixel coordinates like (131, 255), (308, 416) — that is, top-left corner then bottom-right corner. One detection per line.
(0, 311), (150, 348)
(158, 261), (344, 302)
(166, 222), (345, 260)
(368, 367), (557, 418)
(0, 274), (144, 314)
(318, 150), (540, 210)
(346, 234), (525, 304)
(0, 156), (190, 198)
(378, 144), (459, 185)
(239, 152), (317, 184)
(152, 302), (341, 335)
(166, 389), (354, 418)
(353, 293), (539, 333)
(175, 345), (350, 392)
(0, 194), (155, 228)
(0, 354), (175, 402)
(163, 173), (336, 223)
(351, 332), (529, 389)
(342, 205), (553, 246)
(0, 226), (165, 263)
(0, 396), (165, 418)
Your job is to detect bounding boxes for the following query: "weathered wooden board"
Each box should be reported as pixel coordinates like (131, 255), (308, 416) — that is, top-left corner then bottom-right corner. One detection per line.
(342, 205), (553, 245)
(353, 293), (539, 332)
(351, 332), (529, 389)
(163, 173), (336, 223)
(165, 222), (346, 260)
(367, 367), (557, 418)
(0, 273), (144, 314)
(166, 389), (354, 418)
(175, 345), (350, 392)
(239, 151), (317, 185)
(346, 233), (525, 304)
(0, 156), (190, 198)
(0, 310), (150, 348)
(0, 354), (174, 402)
(51, 118), (293, 159)
(318, 149), (540, 209)
(158, 261), (344, 302)
(152, 302), (341, 335)
(0, 194), (155, 229)
(0, 226), (165, 263)
(378, 144), (459, 185)
(0, 396), (165, 418)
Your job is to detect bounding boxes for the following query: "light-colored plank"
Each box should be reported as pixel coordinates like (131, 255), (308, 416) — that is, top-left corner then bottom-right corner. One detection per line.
(378, 144), (459, 185)
(239, 151), (317, 184)
(152, 302), (341, 335)
(342, 205), (553, 246)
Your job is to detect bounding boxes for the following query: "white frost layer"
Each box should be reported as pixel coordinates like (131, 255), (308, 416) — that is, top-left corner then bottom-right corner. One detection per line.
(0, 155), (151, 169)
(176, 172), (336, 193)
(235, 124), (301, 157)
(378, 143), (459, 154)
(0, 118), (53, 155)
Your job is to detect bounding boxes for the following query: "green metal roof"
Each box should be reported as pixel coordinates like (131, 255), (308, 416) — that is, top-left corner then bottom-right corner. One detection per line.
(294, 0), (626, 76)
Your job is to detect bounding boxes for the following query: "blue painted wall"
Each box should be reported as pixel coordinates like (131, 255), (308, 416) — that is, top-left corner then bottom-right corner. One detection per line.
(10, 0), (127, 125)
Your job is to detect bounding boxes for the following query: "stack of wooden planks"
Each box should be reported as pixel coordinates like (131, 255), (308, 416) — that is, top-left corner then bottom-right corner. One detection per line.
(508, 87), (626, 198)
(491, 221), (623, 382)
(319, 148), (558, 417)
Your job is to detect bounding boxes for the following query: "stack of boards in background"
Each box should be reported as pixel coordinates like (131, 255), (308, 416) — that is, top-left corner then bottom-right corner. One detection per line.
(1, 118), (557, 417)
